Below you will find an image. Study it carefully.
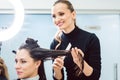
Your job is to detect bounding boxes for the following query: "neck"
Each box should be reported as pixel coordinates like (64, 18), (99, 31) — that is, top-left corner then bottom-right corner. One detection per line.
(21, 75), (39, 80)
(63, 24), (75, 34)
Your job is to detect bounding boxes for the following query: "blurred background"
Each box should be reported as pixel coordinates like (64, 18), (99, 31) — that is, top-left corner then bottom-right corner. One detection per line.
(0, 0), (120, 80)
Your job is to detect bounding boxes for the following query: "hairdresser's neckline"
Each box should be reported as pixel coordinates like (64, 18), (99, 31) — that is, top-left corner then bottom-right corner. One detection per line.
(21, 75), (39, 80)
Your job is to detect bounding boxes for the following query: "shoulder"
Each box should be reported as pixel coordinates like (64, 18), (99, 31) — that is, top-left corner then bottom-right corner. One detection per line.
(77, 27), (100, 45)
(0, 76), (7, 80)
(79, 28), (92, 36)
(77, 27), (97, 40)
(78, 27), (98, 38)
(50, 39), (59, 49)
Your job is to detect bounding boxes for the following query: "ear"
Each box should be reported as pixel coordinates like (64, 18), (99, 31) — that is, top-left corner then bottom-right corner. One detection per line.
(35, 60), (41, 68)
(72, 11), (76, 20)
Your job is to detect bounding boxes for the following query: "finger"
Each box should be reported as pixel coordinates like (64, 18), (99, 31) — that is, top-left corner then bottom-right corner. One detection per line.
(55, 57), (64, 64)
(71, 48), (80, 65)
(71, 48), (78, 59)
(53, 62), (61, 69)
(53, 58), (64, 69)
(57, 56), (65, 60)
(78, 48), (84, 57)
(53, 62), (62, 69)
(74, 47), (84, 57)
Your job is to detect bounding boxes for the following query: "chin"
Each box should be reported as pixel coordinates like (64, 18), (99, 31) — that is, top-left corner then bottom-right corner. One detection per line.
(18, 75), (26, 79)
(59, 27), (65, 30)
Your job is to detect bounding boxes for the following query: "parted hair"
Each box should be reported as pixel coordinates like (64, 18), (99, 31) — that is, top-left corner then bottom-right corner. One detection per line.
(18, 38), (47, 80)
(14, 38), (70, 80)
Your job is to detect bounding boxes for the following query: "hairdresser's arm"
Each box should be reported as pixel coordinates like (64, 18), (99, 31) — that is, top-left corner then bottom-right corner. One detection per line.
(50, 39), (65, 80)
(53, 57), (64, 80)
(71, 34), (101, 79)
(71, 47), (93, 76)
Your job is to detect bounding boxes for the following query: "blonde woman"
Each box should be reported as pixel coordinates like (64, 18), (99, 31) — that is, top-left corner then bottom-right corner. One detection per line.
(50, 0), (101, 80)
(0, 57), (9, 80)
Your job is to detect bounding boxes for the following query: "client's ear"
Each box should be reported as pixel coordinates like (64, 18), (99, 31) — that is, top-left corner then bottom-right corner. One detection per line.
(35, 60), (41, 68)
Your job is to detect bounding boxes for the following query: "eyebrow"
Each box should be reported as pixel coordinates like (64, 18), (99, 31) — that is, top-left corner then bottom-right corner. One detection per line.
(15, 57), (26, 61)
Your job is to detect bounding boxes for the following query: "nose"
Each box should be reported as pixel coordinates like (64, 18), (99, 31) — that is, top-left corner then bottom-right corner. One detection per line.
(15, 62), (21, 69)
(54, 16), (61, 23)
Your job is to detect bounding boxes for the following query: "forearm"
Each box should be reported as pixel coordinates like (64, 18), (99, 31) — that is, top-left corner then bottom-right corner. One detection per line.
(83, 60), (93, 76)
(54, 70), (63, 80)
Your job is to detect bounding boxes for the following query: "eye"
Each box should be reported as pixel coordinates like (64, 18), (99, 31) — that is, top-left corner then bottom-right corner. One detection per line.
(59, 12), (64, 16)
(15, 59), (18, 63)
(52, 14), (56, 18)
(21, 60), (27, 63)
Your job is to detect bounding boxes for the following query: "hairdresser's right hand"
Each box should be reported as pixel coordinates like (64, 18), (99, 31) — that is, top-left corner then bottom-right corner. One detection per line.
(53, 57), (64, 79)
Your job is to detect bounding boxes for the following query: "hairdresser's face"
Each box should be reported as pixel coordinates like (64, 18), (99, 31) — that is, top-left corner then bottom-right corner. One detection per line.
(15, 49), (40, 79)
(51, 3), (76, 32)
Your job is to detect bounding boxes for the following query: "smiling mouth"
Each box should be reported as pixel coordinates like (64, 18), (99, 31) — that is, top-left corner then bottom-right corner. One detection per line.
(57, 22), (64, 27)
(17, 71), (23, 75)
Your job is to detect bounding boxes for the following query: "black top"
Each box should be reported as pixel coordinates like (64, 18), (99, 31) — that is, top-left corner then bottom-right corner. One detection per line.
(17, 78), (41, 80)
(17, 78), (43, 80)
(50, 26), (101, 80)
(0, 76), (7, 80)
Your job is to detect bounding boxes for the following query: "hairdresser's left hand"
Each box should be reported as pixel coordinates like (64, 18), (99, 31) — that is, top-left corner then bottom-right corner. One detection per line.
(71, 47), (84, 68)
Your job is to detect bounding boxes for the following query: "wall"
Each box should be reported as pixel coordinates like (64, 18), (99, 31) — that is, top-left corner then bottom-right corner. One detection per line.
(0, 0), (120, 14)
(0, 14), (120, 80)
(0, 0), (120, 80)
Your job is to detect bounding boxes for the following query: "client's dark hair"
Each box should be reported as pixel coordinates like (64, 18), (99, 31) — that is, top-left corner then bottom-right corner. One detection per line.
(13, 38), (70, 80)
(18, 38), (46, 80)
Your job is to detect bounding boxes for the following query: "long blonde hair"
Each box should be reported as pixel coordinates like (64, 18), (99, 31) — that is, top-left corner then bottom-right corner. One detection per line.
(0, 57), (9, 80)
(54, 30), (62, 50)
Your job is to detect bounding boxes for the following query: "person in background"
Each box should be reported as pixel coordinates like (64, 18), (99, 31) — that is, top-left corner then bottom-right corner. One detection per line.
(0, 57), (9, 80)
(50, 0), (101, 80)
(14, 38), (46, 80)
(13, 37), (73, 80)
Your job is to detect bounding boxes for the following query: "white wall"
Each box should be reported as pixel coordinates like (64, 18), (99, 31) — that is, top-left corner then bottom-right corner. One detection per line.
(0, 0), (120, 14)
(0, 0), (120, 80)
(1, 0), (120, 9)
(1, 14), (120, 80)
